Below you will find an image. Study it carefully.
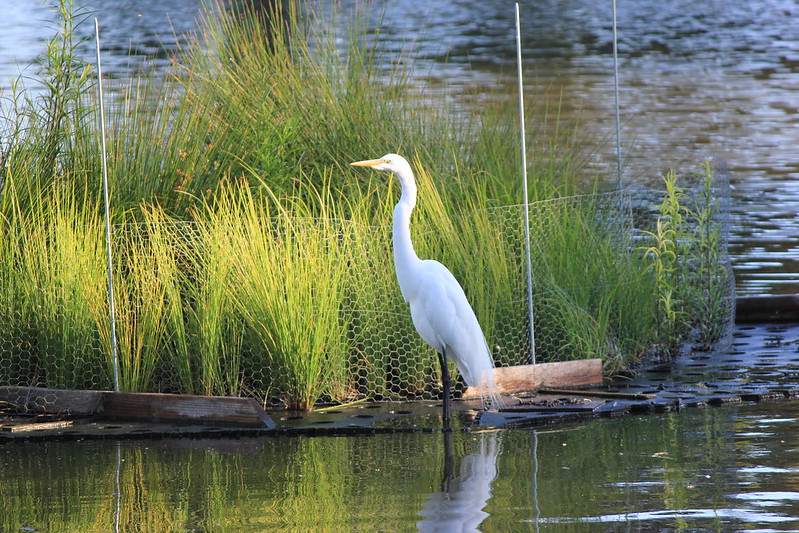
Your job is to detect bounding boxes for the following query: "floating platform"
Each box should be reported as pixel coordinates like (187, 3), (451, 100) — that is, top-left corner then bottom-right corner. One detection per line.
(2, 300), (799, 440)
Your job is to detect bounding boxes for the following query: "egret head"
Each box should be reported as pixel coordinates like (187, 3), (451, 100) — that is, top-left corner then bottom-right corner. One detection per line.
(350, 153), (412, 176)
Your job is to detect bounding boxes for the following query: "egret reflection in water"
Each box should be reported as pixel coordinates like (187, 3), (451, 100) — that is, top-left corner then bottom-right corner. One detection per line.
(417, 431), (501, 532)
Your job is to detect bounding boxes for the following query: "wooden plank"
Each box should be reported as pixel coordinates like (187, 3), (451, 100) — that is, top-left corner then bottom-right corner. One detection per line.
(736, 294), (799, 323)
(0, 386), (275, 428)
(0, 386), (103, 416)
(100, 392), (275, 428)
(463, 359), (603, 398)
(2, 420), (74, 433)
(537, 388), (657, 400)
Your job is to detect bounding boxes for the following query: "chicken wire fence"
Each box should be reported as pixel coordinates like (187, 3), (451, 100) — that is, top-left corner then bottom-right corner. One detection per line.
(0, 165), (735, 409)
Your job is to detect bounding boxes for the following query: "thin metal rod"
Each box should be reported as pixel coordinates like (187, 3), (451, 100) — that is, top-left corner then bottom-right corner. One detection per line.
(95, 18), (120, 392)
(515, 3), (536, 365)
(612, 0), (623, 190)
(114, 442), (122, 533)
(532, 431), (540, 532)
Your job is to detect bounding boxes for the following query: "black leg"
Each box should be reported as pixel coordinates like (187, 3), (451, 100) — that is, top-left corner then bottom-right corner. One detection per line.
(438, 350), (451, 432)
(441, 429), (453, 492)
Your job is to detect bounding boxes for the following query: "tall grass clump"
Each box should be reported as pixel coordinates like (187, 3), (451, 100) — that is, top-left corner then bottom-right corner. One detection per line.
(18, 192), (108, 389)
(181, 0), (440, 191)
(0, 1), (109, 389)
(102, 215), (175, 392)
(208, 182), (348, 409)
(528, 196), (657, 371)
(182, 211), (245, 396)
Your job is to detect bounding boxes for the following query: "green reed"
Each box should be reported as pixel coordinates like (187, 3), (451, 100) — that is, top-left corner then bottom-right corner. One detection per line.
(211, 183), (349, 409)
(18, 192), (109, 390)
(529, 196), (656, 368)
(183, 209), (245, 397)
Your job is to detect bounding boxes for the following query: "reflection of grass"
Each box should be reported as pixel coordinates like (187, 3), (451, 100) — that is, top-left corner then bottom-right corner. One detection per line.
(0, 413), (741, 531)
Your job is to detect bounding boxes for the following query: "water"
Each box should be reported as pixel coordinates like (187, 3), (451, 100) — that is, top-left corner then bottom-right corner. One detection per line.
(2, 401), (799, 531)
(2, 1), (799, 295)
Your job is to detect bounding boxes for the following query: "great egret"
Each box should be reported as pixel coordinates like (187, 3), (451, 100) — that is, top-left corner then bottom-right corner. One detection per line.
(350, 154), (504, 429)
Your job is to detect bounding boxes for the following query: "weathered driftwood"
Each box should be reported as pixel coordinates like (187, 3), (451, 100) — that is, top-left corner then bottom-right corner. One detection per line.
(0, 386), (275, 428)
(100, 391), (274, 428)
(462, 358), (603, 398)
(736, 294), (799, 322)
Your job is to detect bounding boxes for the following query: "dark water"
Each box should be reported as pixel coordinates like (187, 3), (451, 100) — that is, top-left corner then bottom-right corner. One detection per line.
(3, 1), (799, 294)
(3, 401), (799, 531)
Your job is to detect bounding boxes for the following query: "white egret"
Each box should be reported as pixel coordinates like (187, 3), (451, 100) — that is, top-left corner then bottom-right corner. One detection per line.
(350, 154), (504, 429)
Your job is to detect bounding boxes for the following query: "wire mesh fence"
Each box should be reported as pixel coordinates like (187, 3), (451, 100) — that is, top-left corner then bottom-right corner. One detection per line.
(0, 166), (735, 409)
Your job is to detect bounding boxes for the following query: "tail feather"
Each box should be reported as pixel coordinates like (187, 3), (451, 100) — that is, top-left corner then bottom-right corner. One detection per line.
(451, 343), (505, 410)
(475, 368), (505, 410)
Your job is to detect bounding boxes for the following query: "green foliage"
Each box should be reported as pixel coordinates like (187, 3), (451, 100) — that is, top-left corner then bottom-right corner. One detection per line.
(528, 197), (656, 371)
(0, 0), (732, 404)
(640, 171), (688, 354)
(641, 164), (732, 357)
(0, 0), (95, 219)
(19, 191), (108, 389)
(687, 162), (734, 349)
(208, 184), (349, 409)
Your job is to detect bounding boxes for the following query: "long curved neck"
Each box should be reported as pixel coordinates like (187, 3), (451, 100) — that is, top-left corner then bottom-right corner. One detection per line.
(392, 168), (421, 297)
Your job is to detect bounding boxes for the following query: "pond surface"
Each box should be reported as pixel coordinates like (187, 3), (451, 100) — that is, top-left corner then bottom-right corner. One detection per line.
(2, 1), (799, 295)
(3, 400), (799, 532)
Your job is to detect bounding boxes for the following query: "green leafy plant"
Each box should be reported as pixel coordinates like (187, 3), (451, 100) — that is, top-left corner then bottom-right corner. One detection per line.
(683, 162), (734, 349)
(641, 164), (733, 357)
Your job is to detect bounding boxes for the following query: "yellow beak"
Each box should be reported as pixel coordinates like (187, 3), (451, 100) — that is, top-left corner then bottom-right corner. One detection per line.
(350, 159), (385, 167)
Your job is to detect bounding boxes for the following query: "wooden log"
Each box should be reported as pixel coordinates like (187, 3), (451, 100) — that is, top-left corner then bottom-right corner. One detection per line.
(0, 386), (103, 416)
(0, 386), (275, 428)
(736, 294), (799, 323)
(100, 392), (275, 428)
(463, 359), (603, 398)
(2, 420), (75, 433)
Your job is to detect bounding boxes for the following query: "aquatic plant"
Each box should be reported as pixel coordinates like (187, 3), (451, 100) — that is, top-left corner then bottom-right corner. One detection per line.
(640, 172), (687, 356)
(219, 183), (349, 409)
(684, 161), (734, 349)
(640, 163), (734, 356)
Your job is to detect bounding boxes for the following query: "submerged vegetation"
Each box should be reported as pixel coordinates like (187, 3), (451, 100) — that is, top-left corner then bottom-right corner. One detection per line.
(0, 0), (733, 407)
